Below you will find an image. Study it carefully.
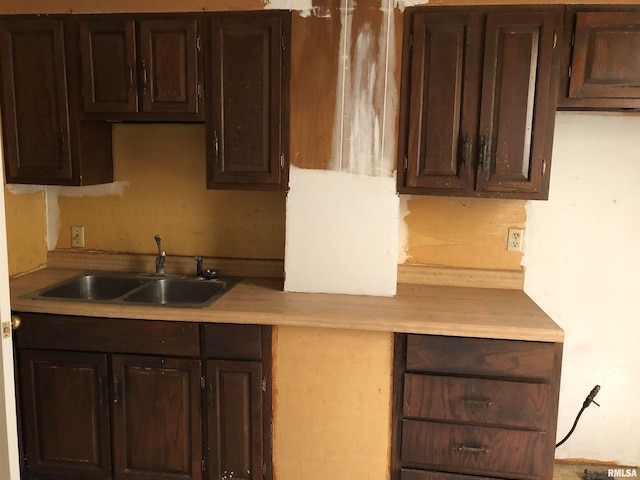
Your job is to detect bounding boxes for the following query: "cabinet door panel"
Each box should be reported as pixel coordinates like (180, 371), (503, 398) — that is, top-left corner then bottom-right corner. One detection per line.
(19, 350), (111, 480)
(80, 18), (138, 113)
(207, 360), (263, 480)
(404, 11), (482, 193)
(112, 354), (202, 480)
(139, 18), (200, 114)
(0, 19), (73, 182)
(477, 10), (560, 196)
(208, 13), (285, 189)
(570, 12), (640, 100)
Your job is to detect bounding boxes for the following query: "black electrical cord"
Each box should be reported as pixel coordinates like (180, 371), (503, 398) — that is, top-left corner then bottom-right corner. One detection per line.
(556, 385), (601, 448)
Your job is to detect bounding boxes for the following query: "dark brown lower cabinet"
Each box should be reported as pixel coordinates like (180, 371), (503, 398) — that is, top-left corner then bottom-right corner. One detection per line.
(112, 355), (202, 480)
(392, 334), (563, 480)
(19, 350), (111, 480)
(13, 313), (272, 480)
(207, 361), (263, 480)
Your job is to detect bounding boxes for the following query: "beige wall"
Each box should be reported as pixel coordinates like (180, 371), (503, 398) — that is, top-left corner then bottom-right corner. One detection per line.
(56, 125), (286, 259)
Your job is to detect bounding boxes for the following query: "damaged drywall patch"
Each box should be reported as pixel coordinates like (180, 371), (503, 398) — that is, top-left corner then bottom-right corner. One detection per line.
(332, 0), (397, 177)
(44, 182), (129, 250)
(284, 166), (399, 297)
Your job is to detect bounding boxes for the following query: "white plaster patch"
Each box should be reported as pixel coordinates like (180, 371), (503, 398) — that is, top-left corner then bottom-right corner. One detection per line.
(397, 195), (412, 264)
(264, 0), (320, 17)
(284, 166), (399, 297)
(6, 184), (44, 195)
(394, 0), (429, 12)
(332, 0), (397, 177)
(44, 182), (129, 250)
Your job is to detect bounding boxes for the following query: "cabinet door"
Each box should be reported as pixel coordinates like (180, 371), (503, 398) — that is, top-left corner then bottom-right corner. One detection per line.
(138, 18), (201, 115)
(207, 360), (263, 480)
(80, 18), (138, 113)
(19, 350), (111, 480)
(401, 11), (482, 195)
(112, 354), (202, 480)
(476, 9), (562, 198)
(569, 11), (640, 103)
(207, 13), (289, 190)
(0, 19), (74, 183)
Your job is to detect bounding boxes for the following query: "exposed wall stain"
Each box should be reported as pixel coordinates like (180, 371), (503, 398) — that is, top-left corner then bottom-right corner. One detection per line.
(331, 0), (397, 177)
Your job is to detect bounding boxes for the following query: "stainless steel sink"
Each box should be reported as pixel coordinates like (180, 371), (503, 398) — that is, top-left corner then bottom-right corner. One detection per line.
(30, 272), (240, 308)
(123, 277), (237, 307)
(38, 274), (150, 301)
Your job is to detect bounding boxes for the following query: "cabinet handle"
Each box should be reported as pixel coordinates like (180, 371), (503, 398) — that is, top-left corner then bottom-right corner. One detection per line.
(453, 445), (490, 454)
(213, 131), (219, 161)
(113, 376), (120, 404)
(142, 60), (149, 90)
(460, 398), (496, 408)
(128, 64), (134, 90)
(461, 135), (471, 167)
(478, 135), (490, 175)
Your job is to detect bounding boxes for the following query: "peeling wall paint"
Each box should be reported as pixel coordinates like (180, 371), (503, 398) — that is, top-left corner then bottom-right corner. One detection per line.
(44, 182), (129, 250)
(331, 0), (397, 177)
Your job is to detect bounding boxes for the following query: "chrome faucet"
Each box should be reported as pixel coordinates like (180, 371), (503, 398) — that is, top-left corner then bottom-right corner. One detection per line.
(154, 235), (166, 275)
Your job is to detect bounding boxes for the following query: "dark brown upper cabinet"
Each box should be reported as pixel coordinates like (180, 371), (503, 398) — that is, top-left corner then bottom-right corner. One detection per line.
(79, 15), (204, 121)
(398, 6), (564, 200)
(0, 17), (112, 185)
(559, 6), (640, 110)
(206, 12), (290, 191)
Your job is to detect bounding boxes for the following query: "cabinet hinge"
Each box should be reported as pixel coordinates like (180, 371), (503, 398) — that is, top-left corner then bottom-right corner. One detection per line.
(262, 377), (267, 392)
(200, 376), (205, 389)
(202, 458), (206, 473)
(281, 31), (285, 51)
(542, 159), (547, 176)
(409, 33), (413, 49)
(196, 35), (201, 52)
(403, 155), (408, 172)
(280, 153), (285, 169)
(197, 82), (201, 98)
(568, 65), (572, 80)
(553, 32), (558, 49)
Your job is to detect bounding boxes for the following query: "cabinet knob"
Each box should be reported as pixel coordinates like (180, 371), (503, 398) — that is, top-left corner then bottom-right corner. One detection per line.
(10, 315), (21, 330)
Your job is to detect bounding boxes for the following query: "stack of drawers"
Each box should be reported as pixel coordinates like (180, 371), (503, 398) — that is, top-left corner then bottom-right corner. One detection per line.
(392, 334), (563, 480)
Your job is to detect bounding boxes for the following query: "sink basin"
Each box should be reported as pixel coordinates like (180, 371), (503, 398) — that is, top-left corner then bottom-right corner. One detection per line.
(38, 274), (149, 301)
(123, 278), (237, 307)
(31, 272), (241, 308)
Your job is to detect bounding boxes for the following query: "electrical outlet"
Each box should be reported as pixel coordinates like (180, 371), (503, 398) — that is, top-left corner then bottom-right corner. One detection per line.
(507, 227), (524, 252)
(71, 226), (85, 248)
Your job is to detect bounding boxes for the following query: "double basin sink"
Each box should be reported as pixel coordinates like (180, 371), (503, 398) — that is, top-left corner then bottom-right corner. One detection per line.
(28, 272), (241, 308)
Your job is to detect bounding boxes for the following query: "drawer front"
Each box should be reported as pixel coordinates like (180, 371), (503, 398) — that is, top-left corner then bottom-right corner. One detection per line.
(401, 469), (506, 480)
(15, 313), (200, 356)
(202, 323), (263, 360)
(403, 374), (550, 430)
(401, 420), (546, 476)
(406, 335), (555, 380)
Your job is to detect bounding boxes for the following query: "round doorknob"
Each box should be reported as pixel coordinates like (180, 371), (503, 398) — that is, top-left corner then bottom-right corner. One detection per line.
(10, 315), (21, 330)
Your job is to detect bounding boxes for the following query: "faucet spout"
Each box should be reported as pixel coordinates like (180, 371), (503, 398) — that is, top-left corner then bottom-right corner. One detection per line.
(154, 235), (166, 275)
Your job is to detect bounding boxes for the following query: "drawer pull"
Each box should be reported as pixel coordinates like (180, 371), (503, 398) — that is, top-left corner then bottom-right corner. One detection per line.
(460, 398), (496, 407)
(453, 445), (490, 454)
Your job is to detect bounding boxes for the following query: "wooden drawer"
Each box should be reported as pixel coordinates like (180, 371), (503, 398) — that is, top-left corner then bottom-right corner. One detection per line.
(14, 313), (200, 356)
(403, 374), (550, 430)
(406, 335), (555, 380)
(201, 323), (263, 360)
(401, 419), (546, 477)
(401, 469), (506, 480)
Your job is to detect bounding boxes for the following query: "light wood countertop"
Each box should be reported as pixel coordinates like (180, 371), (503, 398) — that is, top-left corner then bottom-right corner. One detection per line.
(9, 266), (563, 343)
